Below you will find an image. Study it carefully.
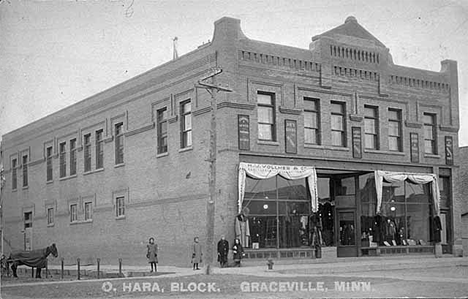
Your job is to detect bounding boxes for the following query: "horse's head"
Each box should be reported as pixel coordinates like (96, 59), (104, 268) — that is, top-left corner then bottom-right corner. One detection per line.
(50, 243), (58, 258)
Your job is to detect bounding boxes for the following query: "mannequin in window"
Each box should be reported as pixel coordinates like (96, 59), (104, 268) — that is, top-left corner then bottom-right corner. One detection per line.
(235, 207), (250, 248)
(385, 218), (396, 245)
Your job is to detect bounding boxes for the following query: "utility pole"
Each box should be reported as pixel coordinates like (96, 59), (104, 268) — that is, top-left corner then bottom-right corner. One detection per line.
(196, 67), (232, 275)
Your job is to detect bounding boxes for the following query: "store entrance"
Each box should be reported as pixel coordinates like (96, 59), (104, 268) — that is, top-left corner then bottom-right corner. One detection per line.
(317, 173), (359, 257)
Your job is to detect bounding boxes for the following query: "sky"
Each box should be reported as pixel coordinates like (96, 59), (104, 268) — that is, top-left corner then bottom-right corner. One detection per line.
(0, 0), (467, 147)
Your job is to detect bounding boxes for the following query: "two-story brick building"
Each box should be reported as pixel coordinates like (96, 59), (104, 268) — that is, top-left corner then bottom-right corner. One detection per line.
(1, 16), (461, 266)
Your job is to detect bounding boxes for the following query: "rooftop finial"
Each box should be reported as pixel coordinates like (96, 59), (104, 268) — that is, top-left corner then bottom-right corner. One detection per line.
(345, 16), (357, 23)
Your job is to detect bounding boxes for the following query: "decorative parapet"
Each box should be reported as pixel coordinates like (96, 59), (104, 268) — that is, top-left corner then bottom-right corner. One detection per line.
(329, 44), (380, 64)
(389, 75), (449, 93)
(239, 50), (321, 73)
(333, 65), (379, 82)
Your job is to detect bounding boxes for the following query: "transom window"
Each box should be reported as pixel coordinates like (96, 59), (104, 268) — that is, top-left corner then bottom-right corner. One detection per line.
(257, 92), (276, 141)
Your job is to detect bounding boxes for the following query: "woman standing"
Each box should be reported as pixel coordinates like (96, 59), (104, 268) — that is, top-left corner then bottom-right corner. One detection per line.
(232, 238), (244, 267)
(191, 237), (202, 270)
(217, 235), (229, 268)
(146, 238), (158, 272)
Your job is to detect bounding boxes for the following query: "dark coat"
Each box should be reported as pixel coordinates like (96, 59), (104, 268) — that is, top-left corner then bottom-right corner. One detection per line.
(147, 243), (158, 263)
(217, 239), (229, 262)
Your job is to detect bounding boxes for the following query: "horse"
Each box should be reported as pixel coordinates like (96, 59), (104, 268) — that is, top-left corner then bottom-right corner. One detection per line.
(7, 243), (58, 278)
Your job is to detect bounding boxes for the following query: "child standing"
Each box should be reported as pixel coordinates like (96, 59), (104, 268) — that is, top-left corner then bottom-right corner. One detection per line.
(191, 237), (202, 270)
(147, 238), (158, 272)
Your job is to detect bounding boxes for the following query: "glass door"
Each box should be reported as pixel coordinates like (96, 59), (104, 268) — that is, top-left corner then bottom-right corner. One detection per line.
(337, 209), (357, 257)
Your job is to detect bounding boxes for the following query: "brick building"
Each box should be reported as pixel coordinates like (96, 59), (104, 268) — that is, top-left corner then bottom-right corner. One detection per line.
(1, 16), (462, 266)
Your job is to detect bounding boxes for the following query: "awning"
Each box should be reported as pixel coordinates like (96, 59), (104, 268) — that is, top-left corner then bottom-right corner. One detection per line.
(374, 170), (440, 216)
(238, 162), (318, 213)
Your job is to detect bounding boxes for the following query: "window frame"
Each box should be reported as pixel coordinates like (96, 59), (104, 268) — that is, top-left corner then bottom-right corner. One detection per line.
(95, 129), (104, 169)
(70, 138), (77, 176)
(46, 146), (53, 181)
(22, 155), (28, 187)
(257, 91), (276, 141)
(84, 202), (93, 221)
(59, 142), (67, 178)
(364, 105), (379, 150)
(180, 100), (192, 149)
(84, 133), (92, 172)
(115, 123), (124, 165)
(70, 204), (78, 223)
(330, 101), (346, 147)
(303, 97), (320, 145)
(423, 113), (437, 155)
(12, 158), (17, 190)
(115, 196), (125, 218)
(47, 207), (54, 226)
(157, 107), (168, 154)
(388, 108), (402, 152)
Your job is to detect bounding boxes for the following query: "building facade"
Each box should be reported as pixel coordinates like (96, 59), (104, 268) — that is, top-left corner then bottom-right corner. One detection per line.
(1, 16), (462, 266)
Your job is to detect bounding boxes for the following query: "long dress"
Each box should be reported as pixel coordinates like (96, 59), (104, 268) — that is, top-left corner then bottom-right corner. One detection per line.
(191, 242), (202, 264)
(147, 243), (158, 263)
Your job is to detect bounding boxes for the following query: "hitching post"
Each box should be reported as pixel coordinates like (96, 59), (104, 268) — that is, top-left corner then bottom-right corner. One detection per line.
(77, 258), (80, 280)
(119, 258), (122, 277)
(97, 258), (100, 279)
(61, 258), (64, 279)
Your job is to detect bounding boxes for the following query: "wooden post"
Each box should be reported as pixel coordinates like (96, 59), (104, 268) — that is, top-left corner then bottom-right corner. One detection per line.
(77, 258), (80, 280)
(97, 258), (100, 279)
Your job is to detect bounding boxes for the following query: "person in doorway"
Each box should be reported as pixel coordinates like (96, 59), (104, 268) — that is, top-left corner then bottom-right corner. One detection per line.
(146, 237), (158, 272)
(232, 238), (244, 267)
(191, 237), (202, 270)
(217, 235), (229, 268)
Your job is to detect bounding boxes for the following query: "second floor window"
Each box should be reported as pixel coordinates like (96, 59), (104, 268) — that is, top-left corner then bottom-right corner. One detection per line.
(388, 109), (402, 151)
(364, 106), (379, 150)
(46, 147), (53, 181)
(304, 98), (320, 145)
(96, 130), (104, 169)
(423, 113), (437, 154)
(257, 92), (276, 141)
(84, 134), (92, 172)
(115, 123), (124, 164)
(180, 101), (192, 148)
(70, 139), (77, 176)
(157, 108), (168, 154)
(22, 155), (28, 187)
(331, 101), (346, 147)
(116, 196), (125, 217)
(59, 142), (67, 178)
(12, 158), (17, 190)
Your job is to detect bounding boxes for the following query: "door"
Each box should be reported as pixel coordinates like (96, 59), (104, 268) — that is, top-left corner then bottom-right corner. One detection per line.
(337, 209), (358, 257)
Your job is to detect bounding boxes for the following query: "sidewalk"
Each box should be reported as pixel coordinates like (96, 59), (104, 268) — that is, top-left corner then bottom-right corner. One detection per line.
(37, 254), (468, 279)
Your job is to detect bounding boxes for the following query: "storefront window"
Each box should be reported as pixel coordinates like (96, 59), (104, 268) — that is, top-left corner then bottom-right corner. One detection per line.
(360, 173), (433, 248)
(243, 176), (310, 249)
